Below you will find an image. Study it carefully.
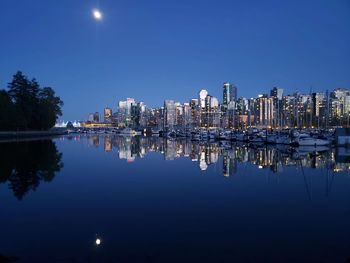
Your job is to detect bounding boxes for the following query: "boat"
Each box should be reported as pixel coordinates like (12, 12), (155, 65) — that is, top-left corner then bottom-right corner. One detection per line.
(175, 130), (186, 138)
(266, 134), (277, 144)
(275, 135), (291, 145)
(119, 128), (140, 136)
(208, 130), (218, 140)
(200, 131), (209, 141)
(166, 130), (176, 138)
(236, 133), (247, 142)
(218, 131), (232, 140)
(248, 134), (265, 143)
(191, 132), (201, 141)
(151, 128), (161, 135)
(296, 135), (330, 146)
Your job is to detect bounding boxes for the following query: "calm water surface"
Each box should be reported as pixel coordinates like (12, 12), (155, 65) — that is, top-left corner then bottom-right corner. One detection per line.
(0, 135), (350, 263)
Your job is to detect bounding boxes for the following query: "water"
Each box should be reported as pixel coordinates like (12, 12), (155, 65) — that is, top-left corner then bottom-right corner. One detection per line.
(0, 135), (350, 263)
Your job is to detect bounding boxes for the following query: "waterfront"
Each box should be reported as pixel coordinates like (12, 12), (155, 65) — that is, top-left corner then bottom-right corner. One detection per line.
(0, 135), (350, 262)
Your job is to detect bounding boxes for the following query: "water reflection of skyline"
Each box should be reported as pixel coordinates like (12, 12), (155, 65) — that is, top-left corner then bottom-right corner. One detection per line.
(66, 135), (350, 175)
(1, 136), (350, 262)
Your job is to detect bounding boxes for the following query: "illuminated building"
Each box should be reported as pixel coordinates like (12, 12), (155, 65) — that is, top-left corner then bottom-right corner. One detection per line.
(222, 82), (237, 111)
(104, 107), (112, 123)
(164, 100), (176, 130)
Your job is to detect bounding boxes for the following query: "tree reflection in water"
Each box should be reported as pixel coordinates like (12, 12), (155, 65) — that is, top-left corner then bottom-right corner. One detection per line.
(0, 139), (63, 200)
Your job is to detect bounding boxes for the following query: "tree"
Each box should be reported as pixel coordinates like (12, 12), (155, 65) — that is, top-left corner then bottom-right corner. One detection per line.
(0, 90), (15, 130)
(38, 87), (63, 130)
(3, 71), (63, 130)
(7, 71), (40, 129)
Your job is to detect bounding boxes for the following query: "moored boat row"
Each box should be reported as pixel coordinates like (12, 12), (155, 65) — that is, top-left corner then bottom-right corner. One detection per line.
(162, 128), (334, 147)
(69, 127), (335, 147)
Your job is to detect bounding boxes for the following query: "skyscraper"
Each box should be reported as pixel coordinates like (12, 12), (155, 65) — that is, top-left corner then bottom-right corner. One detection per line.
(199, 89), (208, 109)
(222, 83), (237, 128)
(190, 99), (199, 127)
(93, 112), (100, 123)
(256, 94), (274, 127)
(88, 113), (94, 122)
(164, 100), (176, 130)
(223, 82), (237, 109)
(199, 90), (208, 127)
(312, 92), (326, 127)
(270, 87), (283, 128)
(118, 98), (135, 127)
(104, 107), (112, 123)
(270, 87), (283, 100)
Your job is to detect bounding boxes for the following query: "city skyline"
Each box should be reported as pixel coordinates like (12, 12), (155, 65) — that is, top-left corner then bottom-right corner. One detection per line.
(76, 85), (350, 131)
(1, 0), (349, 120)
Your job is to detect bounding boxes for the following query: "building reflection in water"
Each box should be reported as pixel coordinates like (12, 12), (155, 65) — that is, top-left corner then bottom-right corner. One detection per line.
(75, 135), (350, 176)
(87, 135), (100, 148)
(104, 136), (112, 152)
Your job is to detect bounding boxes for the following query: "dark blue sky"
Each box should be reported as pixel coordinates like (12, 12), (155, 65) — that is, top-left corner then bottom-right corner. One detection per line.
(1, 0), (349, 120)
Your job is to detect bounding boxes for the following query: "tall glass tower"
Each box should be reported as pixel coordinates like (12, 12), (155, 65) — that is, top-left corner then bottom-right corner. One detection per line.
(223, 82), (237, 107)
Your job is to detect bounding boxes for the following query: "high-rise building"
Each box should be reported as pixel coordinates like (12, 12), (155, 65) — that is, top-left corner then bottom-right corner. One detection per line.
(199, 89), (208, 109)
(281, 95), (296, 128)
(203, 95), (220, 127)
(312, 93), (326, 127)
(118, 98), (135, 127)
(270, 87), (283, 128)
(329, 89), (350, 126)
(236, 97), (249, 129)
(183, 102), (192, 128)
(236, 98), (249, 115)
(88, 113), (94, 122)
(344, 96), (350, 115)
(270, 87), (283, 100)
(190, 99), (199, 127)
(104, 107), (112, 123)
(297, 94), (312, 128)
(221, 83), (237, 128)
(199, 90), (208, 127)
(130, 103), (141, 127)
(139, 102), (147, 127)
(175, 102), (184, 127)
(256, 94), (274, 127)
(93, 112), (100, 123)
(164, 100), (176, 130)
(223, 82), (237, 110)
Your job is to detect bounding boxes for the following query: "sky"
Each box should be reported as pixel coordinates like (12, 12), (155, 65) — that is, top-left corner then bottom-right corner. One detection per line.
(0, 0), (349, 121)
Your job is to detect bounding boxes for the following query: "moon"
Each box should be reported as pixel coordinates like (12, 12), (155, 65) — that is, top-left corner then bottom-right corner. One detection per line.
(92, 9), (102, 21)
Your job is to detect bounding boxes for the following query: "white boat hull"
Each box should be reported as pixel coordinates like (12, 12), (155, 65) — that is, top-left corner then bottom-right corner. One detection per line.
(297, 138), (330, 146)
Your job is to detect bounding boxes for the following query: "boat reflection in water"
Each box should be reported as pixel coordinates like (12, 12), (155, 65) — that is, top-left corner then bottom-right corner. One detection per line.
(78, 134), (350, 175)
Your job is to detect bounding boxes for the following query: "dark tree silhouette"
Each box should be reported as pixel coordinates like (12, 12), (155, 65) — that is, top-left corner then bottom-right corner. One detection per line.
(0, 90), (16, 130)
(0, 71), (63, 131)
(38, 87), (63, 130)
(0, 140), (63, 200)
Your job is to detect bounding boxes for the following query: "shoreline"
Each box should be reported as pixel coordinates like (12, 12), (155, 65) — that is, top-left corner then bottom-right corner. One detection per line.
(0, 130), (67, 140)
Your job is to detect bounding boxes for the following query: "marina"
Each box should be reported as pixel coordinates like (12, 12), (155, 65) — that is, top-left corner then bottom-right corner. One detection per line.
(68, 127), (341, 147)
